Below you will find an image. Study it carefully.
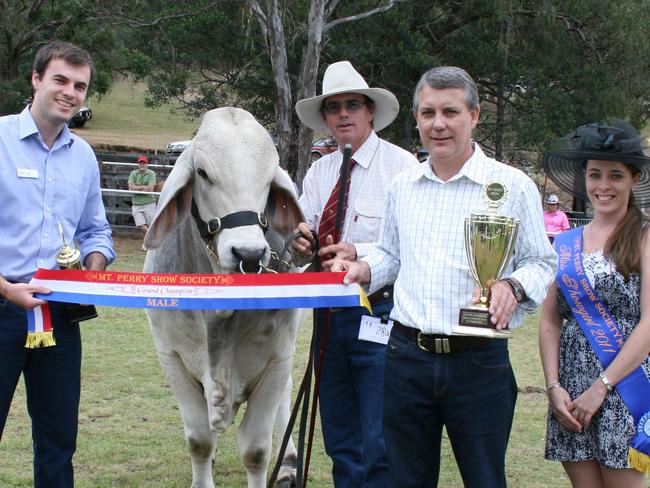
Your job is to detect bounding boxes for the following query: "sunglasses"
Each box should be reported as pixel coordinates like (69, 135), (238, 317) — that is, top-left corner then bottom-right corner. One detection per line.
(320, 100), (366, 115)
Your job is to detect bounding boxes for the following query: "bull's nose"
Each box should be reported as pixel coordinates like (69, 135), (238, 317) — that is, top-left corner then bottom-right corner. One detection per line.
(233, 248), (265, 273)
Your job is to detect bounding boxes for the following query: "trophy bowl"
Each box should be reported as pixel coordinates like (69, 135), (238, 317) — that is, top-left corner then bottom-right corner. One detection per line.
(56, 243), (82, 270)
(458, 213), (519, 335)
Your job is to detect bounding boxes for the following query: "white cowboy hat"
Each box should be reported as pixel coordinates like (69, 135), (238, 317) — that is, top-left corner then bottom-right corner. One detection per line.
(295, 61), (400, 132)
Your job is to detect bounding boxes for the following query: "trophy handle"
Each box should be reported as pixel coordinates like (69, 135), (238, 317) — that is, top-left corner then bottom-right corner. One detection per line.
(494, 221), (519, 280)
(464, 218), (481, 287)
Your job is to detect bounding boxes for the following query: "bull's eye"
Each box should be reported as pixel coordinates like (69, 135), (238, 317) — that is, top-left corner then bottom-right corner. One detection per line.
(197, 168), (210, 181)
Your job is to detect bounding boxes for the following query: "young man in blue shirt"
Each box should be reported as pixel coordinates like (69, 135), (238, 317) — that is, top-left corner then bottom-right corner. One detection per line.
(0, 41), (114, 487)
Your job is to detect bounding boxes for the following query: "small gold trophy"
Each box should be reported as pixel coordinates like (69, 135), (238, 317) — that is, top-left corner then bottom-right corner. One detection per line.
(56, 221), (82, 270)
(458, 182), (519, 338)
(56, 221), (98, 322)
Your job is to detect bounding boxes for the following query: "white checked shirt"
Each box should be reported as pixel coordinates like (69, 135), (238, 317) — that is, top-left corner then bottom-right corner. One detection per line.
(364, 144), (557, 335)
(299, 131), (418, 257)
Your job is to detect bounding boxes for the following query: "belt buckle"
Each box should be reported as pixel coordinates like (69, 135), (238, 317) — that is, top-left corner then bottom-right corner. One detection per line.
(416, 333), (451, 354)
(416, 333), (431, 352)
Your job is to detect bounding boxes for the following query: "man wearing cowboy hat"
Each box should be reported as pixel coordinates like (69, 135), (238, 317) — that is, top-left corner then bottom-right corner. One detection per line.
(293, 60), (418, 487)
(543, 193), (570, 242)
(331, 66), (557, 487)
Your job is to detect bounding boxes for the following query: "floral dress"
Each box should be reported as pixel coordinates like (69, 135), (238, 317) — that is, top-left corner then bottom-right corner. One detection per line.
(545, 249), (650, 468)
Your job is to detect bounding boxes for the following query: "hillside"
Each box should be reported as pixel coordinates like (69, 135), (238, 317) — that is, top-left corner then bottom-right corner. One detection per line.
(71, 79), (200, 153)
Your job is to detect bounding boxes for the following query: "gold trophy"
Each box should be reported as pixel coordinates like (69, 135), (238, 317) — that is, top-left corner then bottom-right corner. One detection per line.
(457, 182), (519, 338)
(56, 221), (98, 322)
(56, 221), (82, 269)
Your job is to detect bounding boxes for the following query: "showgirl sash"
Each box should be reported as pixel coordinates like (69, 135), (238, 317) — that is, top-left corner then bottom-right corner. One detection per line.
(555, 228), (650, 473)
(25, 268), (370, 347)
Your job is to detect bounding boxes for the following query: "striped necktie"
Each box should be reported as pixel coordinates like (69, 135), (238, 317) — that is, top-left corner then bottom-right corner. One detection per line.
(318, 158), (356, 252)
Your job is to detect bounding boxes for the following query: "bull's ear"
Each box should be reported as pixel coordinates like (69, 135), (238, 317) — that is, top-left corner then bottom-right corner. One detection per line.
(265, 166), (304, 238)
(144, 149), (195, 249)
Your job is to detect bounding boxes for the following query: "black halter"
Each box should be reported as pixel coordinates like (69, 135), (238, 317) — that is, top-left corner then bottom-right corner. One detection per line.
(190, 198), (268, 245)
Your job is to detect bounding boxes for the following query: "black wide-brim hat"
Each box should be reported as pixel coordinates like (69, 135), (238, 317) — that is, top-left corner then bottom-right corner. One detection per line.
(543, 120), (650, 206)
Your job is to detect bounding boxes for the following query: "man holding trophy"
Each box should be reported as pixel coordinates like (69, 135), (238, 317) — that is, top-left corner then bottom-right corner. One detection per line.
(0, 41), (114, 487)
(332, 67), (556, 487)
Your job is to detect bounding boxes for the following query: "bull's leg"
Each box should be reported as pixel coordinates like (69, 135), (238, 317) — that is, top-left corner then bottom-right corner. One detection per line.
(274, 375), (297, 487)
(158, 351), (218, 488)
(237, 358), (292, 488)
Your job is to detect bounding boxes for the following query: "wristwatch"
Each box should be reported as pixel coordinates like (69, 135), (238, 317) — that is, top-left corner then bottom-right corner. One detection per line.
(501, 277), (527, 303)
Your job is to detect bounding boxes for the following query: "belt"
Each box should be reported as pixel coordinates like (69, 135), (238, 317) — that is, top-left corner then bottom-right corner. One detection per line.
(329, 284), (394, 313)
(367, 284), (394, 305)
(391, 321), (491, 354)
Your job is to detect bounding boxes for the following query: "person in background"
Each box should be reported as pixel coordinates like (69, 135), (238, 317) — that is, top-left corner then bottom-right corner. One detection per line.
(539, 120), (650, 487)
(331, 66), (557, 487)
(0, 40), (114, 487)
(544, 193), (570, 242)
(292, 60), (418, 487)
(128, 154), (157, 247)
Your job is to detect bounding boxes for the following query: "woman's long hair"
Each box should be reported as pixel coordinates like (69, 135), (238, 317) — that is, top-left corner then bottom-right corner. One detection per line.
(605, 168), (649, 279)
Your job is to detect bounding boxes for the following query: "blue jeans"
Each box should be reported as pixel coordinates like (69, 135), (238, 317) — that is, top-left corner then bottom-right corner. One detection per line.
(315, 302), (392, 488)
(0, 298), (81, 488)
(383, 327), (517, 488)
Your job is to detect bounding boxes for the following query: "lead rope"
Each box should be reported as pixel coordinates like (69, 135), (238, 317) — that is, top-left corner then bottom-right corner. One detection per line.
(276, 145), (352, 488)
(264, 231), (315, 488)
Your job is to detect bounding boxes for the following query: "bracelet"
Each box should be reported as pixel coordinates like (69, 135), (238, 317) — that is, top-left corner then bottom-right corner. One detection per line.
(599, 372), (614, 392)
(546, 381), (562, 397)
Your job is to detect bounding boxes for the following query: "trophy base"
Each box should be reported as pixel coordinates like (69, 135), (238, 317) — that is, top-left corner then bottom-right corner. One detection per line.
(453, 325), (511, 339)
(459, 306), (491, 328)
(457, 306), (511, 339)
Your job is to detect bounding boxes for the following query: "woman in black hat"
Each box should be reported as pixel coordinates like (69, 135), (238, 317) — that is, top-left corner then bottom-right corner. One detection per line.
(539, 120), (650, 486)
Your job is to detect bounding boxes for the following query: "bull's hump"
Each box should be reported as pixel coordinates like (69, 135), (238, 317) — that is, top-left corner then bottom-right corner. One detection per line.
(203, 107), (255, 127)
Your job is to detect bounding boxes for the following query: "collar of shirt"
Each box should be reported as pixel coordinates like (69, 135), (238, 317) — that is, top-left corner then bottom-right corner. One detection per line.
(410, 143), (491, 186)
(19, 106), (74, 151)
(330, 130), (379, 169)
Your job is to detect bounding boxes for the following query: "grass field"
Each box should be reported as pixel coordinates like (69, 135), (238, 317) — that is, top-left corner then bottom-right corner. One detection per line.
(0, 237), (580, 487)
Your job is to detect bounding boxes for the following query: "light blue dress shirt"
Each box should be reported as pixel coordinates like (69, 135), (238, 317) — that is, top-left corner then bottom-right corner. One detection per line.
(0, 107), (114, 283)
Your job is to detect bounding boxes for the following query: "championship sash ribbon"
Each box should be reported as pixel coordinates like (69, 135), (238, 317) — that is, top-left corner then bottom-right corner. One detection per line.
(25, 269), (370, 348)
(25, 302), (56, 348)
(555, 228), (650, 473)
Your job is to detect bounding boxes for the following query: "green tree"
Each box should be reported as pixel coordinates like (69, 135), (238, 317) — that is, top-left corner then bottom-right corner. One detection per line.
(85, 0), (649, 180)
(333, 0), (650, 165)
(118, 0), (403, 184)
(0, 0), (118, 115)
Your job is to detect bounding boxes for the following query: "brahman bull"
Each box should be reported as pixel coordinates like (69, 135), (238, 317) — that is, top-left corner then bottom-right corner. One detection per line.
(143, 108), (304, 488)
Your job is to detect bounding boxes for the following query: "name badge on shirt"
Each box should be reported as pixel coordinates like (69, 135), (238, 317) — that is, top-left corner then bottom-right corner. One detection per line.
(359, 315), (393, 345)
(17, 168), (39, 179)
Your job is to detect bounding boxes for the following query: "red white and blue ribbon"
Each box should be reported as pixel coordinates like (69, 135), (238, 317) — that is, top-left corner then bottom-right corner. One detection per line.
(25, 302), (56, 348)
(26, 268), (370, 347)
(555, 228), (650, 474)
